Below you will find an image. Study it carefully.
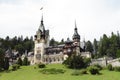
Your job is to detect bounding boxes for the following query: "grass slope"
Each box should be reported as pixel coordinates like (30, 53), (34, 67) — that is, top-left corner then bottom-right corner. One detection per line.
(0, 64), (120, 80)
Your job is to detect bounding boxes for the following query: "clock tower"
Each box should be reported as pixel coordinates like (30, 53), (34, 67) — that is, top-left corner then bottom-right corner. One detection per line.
(34, 15), (49, 64)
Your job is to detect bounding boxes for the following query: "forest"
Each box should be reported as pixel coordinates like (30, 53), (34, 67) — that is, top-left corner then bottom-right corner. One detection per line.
(0, 31), (120, 70)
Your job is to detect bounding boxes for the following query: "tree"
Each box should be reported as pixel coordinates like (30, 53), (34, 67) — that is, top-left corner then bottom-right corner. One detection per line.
(11, 36), (18, 47)
(117, 31), (120, 49)
(15, 44), (24, 55)
(49, 38), (58, 46)
(98, 34), (110, 57)
(93, 39), (98, 54)
(0, 48), (5, 71)
(59, 38), (64, 45)
(24, 41), (33, 52)
(108, 32), (118, 58)
(97, 32), (119, 58)
(86, 40), (93, 53)
(63, 53), (90, 69)
(22, 57), (29, 66)
(5, 36), (10, 41)
(116, 49), (120, 58)
(93, 39), (99, 58)
(3, 57), (9, 70)
(24, 36), (29, 42)
(17, 57), (22, 66)
(63, 54), (84, 69)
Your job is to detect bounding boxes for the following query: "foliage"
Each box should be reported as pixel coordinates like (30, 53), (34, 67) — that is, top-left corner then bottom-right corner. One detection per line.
(98, 34), (109, 57)
(17, 57), (23, 66)
(59, 38), (64, 45)
(0, 48), (5, 71)
(71, 69), (87, 76)
(85, 40), (93, 53)
(83, 58), (91, 67)
(87, 66), (99, 75)
(1, 64), (120, 80)
(40, 68), (65, 74)
(93, 39), (98, 54)
(3, 57), (9, 70)
(71, 70), (80, 76)
(80, 69), (87, 74)
(98, 32), (120, 58)
(15, 44), (24, 55)
(107, 64), (113, 71)
(63, 54), (86, 69)
(93, 64), (103, 70)
(114, 66), (120, 72)
(0, 67), (2, 72)
(0, 36), (34, 55)
(116, 49), (120, 58)
(12, 64), (20, 71)
(37, 63), (46, 68)
(24, 41), (34, 52)
(49, 38), (58, 46)
(22, 57), (29, 66)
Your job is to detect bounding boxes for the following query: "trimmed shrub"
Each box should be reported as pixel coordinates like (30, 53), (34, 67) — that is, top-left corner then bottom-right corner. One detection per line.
(17, 57), (22, 66)
(63, 54), (87, 69)
(22, 57), (29, 66)
(12, 64), (20, 71)
(40, 68), (65, 74)
(93, 64), (102, 70)
(71, 69), (87, 76)
(80, 69), (87, 74)
(114, 66), (120, 72)
(88, 66), (99, 75)
(71, 70), (80, 76)
(107, 64), (113, 71)
(83, 58), (91, 67)
(37, 63), (46, 68)
(0, 67), (2, 72)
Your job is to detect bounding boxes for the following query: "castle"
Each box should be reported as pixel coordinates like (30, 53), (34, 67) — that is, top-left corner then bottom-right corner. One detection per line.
(32, 15), (91, 64)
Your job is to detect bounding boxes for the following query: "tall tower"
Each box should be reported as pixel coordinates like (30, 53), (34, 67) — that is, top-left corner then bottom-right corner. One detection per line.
(34, 15), (49, 64)
(72, 21), (80, 55)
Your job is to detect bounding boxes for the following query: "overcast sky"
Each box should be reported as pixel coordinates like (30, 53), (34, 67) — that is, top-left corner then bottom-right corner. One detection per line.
(0, 0), (120, 42)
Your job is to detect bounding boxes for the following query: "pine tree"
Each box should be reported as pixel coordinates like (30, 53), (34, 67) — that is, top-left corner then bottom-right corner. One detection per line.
(86, 40), (93, 53)
(17, 57), (22, 66)
(4, 57), (9, 70)
(0, 48), (5, 71)
(22, 57), (29, 66)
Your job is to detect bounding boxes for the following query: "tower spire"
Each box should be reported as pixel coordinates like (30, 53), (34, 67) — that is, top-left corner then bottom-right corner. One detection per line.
(41, 14), (43, 23)
(39, 14), (45, 33)
(72, 20), (80, 40)
(75, 20), (77, 29)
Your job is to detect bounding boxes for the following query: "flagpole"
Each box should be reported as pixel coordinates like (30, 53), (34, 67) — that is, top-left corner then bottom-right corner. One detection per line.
(40, 7), (43, 16)
(40, 7), (43, 23)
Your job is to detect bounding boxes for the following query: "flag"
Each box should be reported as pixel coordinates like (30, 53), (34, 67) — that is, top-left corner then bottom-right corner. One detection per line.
(40, 7), (43, 10)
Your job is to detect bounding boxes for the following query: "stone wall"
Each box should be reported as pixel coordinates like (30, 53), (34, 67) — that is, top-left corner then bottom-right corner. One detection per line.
(43, 53), (64, 64)
(91, 58), (120, 67)
(108, 58), (120, 67)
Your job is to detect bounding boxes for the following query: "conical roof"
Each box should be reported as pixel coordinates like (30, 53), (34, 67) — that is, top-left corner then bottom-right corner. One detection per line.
(72, 21), (80, 40)
(39, 15), (45, 33)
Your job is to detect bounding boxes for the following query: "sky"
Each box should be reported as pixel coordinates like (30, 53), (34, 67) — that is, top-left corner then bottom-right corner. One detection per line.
(0, 0), (120, 42)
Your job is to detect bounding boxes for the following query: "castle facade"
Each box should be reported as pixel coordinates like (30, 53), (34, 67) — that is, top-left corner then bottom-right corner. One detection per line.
(33, 16), (91, 64)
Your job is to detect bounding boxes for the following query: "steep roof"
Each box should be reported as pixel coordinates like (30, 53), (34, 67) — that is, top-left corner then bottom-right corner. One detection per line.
(38, 15), (45, 34)
(72, 21), (80, 40)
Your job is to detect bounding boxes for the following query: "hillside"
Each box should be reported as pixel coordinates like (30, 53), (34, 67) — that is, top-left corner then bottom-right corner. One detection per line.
(0, 64), (120, 80)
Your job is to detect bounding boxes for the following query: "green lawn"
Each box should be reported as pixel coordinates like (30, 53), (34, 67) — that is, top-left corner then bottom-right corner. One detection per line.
(0, 64), (120, 80)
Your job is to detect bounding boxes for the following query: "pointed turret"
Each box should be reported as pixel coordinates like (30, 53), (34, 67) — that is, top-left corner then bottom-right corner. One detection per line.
(72, 21), (80, 40)
(39, 15), (45, 33)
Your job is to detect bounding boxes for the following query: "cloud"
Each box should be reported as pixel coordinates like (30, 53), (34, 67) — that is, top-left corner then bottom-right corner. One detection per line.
(0, 0), (120, 41)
